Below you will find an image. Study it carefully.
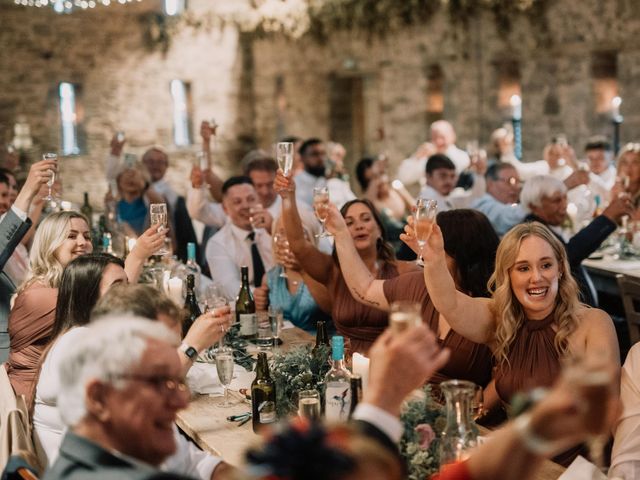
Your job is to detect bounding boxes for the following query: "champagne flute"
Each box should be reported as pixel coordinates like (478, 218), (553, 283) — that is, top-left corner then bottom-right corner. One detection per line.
(389, 301), (421, 335)
(273, 230), (289, 279)
(149, 203), (169, 255)
(277, 142), (294, 176)
(313, 187), (332, 238)
(268, 305), (283, 350)
(216, 346), (236, 408)
(42, 153), (58, 202)
(414, 198), (438, 264)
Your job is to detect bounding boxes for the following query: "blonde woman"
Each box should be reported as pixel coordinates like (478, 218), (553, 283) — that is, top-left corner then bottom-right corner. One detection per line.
(5, 211), (163, 397)
(418, 221), (619, 465)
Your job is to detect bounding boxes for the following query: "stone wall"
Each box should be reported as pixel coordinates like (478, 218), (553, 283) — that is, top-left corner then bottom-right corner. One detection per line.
(0, 0), (639, 205)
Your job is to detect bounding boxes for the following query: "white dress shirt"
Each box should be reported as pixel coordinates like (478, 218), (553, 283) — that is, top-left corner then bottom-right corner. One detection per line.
(419, 174), (486, 212)
(589, 165), (617, 206)
(33, 327), (223, 478)
(205, 223), (274, 299)
(326, 178), (357, 210)
(352, 403), (403, 444)
(152, 178), (179, 213)
(445, 145), (471, 174)
(500, 152), (550, 182)
(294, 170), (327, 207)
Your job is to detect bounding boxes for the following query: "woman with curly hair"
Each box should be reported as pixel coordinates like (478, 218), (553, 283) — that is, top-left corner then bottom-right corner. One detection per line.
(419, 221), (620, 465)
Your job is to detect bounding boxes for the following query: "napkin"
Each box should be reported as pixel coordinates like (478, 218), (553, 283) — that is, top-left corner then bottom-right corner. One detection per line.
(186, 362), (255, 395)
(557, 456), (607, 480)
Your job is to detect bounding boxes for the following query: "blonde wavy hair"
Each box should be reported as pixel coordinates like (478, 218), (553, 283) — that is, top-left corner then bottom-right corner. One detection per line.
(489, 222), (581, 367)
(19, 211), (90, 292)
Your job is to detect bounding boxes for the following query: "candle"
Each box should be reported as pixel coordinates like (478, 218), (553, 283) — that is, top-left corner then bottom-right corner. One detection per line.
(352, 353), (370, 392)
(510, 94), (522, 120)
(167, 277), (184, 305)
(611, 96), (622, 119)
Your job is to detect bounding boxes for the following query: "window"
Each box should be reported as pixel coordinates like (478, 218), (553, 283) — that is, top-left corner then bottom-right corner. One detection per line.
(164, 0), (185, 16)
(495, 59), (521, 111)
(59, 82), (80, 155)
(591, 51), (618, 114)
(170, 80), (192, 147)
(425, 64), (444, 124)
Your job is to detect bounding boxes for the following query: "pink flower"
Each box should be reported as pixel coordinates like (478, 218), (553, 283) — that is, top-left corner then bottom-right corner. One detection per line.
(415, 423), (436, 450)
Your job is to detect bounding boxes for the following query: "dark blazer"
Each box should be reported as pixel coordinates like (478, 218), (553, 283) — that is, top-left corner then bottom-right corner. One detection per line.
(0, 209), (32, 363)
(523, 214), (616, 307)
(43, 432), (194, 480)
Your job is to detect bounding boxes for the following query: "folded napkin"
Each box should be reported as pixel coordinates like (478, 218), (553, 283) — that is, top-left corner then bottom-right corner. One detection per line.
(557, 456), (606, 480)
(187, 362), (255, 395)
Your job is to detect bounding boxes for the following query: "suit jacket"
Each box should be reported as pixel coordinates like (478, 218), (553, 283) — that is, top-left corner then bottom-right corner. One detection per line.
(523, 214), (616, 307)
(0, 209), (32, 363)
(43, 432), (194, 480)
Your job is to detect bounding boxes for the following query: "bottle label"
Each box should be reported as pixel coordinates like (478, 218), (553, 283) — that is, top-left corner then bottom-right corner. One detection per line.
(239, 313), (257, 336)
(325, 382), (351, 421)
(259, 401), (276, 424)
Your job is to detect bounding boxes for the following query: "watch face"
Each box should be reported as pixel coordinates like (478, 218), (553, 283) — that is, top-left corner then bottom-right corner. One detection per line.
(185, 346), (198, 359)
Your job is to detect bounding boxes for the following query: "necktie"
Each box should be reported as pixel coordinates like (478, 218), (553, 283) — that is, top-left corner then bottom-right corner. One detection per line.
(247, 231), (265, 287)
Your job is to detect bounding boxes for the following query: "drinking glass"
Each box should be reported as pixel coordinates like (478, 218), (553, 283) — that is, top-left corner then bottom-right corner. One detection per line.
(215, 347), (236, 408)
(277, 142), (294, 176)
(298, 389), (321, 421)
(249, 204), (264, 230)
(272, 230), (289, 279)
(388, 301), (421, 335)
(414, 198), (438, 264)
(42, 153), (58, 202)
(313, 187), (332, 238)
(150, 203), (169, 255)
(256, 312), (273, 351)
(268, 305), (283, 350)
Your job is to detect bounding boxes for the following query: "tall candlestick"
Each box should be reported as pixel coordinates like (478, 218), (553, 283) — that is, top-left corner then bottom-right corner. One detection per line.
(611, 96), (623, 156)
(510, 94), (523, 161)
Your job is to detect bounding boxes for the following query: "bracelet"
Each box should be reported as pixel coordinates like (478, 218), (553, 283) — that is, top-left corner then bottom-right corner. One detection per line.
(513, 413), (557, 456)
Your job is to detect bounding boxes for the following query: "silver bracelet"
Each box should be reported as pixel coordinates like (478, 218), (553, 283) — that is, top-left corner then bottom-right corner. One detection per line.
(513, 413), (558, 457)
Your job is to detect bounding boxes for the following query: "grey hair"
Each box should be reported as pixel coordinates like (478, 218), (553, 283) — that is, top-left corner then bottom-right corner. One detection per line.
(519, 175), (567, 213)
(57, 315), (178, 427)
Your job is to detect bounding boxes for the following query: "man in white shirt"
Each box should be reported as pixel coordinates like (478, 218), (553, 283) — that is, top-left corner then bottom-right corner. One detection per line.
(205, 176), (274, 299)
(419, 154), (485, 212)
(430, 120), (470, 174)
(585, 136), (617, 205)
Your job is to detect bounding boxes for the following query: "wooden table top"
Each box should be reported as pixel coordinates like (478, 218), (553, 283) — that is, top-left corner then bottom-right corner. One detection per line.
(176, 327), (566, 478)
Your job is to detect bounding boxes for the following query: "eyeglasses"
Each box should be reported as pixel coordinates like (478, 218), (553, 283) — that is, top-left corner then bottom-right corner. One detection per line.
(496, 177), (523, 187)
(113, 374), (189, 396)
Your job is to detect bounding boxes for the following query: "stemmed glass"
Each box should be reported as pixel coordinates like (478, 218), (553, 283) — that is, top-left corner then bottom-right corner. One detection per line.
(268, 305), (283, 351)
(205, 284), (229, 349)
(414, 198), (438, 265)
(149, 203), (169, 255)
(215, 346), (236, 408)
(277, 142), (294, 176)
(42, 153), (58, 202)
(313, 187), (332, 238)
(273, 230), (290, 279)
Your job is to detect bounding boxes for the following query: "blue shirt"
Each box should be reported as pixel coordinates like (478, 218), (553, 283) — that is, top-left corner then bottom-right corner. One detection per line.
(117, 197), (147, 235)
(267, 266), (332, 334)
(470, 193), (526, 237)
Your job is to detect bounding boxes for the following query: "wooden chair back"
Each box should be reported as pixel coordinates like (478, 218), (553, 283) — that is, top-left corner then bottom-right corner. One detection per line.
(617, 274), (640, 346)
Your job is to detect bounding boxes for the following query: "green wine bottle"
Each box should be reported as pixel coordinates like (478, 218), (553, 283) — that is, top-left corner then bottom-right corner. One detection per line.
(182, 274), (201, 338)
(81, 192), (93, 229)
(236, 266), (256, 339)
(251, 352), (276, 433)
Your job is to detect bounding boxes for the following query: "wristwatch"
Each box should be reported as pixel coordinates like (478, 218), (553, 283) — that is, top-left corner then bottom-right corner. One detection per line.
(179, 343), (198, 361)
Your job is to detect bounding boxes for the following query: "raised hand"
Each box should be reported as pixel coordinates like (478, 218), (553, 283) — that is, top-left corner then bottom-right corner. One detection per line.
(129, 224), (167, 261)
(190, 165), (204, 189)
(324, 203), (348, 237)
(274, 168), (295, 197)
(184, 305), (233, 353)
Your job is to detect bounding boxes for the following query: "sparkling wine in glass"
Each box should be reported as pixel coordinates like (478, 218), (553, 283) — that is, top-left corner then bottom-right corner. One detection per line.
(389, 301), (422, 335)
(42, 153), (58, 202)
(268, 305), (283, 350)
(273, 230), (289, 279)
(298, 389), (321, 421)
(216, 347), (236, 408)
(149, 203), (169, 255)
(414, 198), (438, 255)
(313, 187), (332, 238)
(277, 142), (294, 176)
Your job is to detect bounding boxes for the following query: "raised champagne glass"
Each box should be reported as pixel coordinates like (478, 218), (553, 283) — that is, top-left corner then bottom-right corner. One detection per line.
(149, 203), (169, 255)
(414, 198), (437, 265)
(313, 186), (332, 238)
(277, 142), (294, 176)
(42, 153), (58, 202)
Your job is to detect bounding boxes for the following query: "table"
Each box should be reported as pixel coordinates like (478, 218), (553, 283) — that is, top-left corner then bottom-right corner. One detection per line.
(176, 327), (566, 479)
(583, 257), (640, 297)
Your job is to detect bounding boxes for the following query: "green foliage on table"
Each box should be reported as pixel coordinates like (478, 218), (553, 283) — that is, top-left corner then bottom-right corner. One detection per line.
(400, 385), (446, 479)
(269, 344), (331, 417)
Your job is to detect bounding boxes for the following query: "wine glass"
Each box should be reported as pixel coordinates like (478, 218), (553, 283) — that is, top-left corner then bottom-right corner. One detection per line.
(277, 142), (294, 176)
(298, 389), (321, 421)
(205, 284), (229, 349)
(268, 305), (283, 350)
(272, 230), (289, 279)
(388, 301), (421, 335)
(215, 346), (236, 408)
(42, 153), (58, 202)
(313, 187), (332, 238)
(414, 198), (437, 264)
(149, 203), (169, 255)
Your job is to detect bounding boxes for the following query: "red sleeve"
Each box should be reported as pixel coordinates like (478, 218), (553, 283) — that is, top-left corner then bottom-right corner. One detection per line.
(430, 461), (473, 480)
